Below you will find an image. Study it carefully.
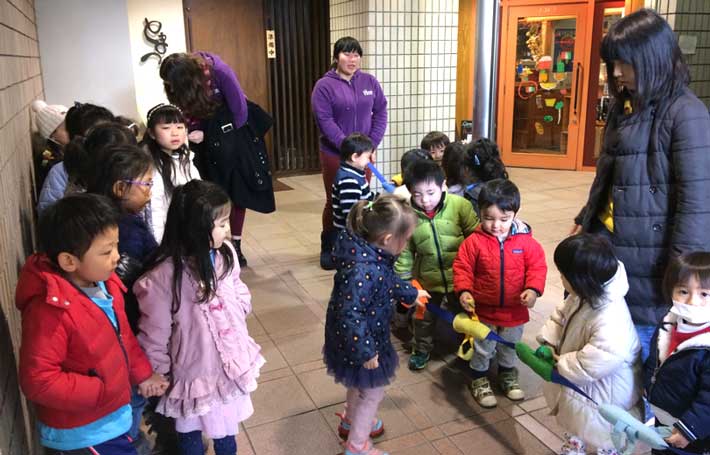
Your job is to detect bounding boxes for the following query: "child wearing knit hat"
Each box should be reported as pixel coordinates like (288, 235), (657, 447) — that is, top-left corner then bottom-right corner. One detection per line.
(31, 100), (69, 193)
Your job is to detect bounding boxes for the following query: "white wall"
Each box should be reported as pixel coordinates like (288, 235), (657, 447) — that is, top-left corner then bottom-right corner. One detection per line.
(126, 0), (187, 121)
(36, 0), (138, 118)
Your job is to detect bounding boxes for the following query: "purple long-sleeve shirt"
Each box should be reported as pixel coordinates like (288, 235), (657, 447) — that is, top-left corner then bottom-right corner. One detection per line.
(311, 69), (388, 155)
(196, 51), (248, 128)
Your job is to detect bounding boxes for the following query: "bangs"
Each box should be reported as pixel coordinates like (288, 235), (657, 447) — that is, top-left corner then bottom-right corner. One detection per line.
(148, 106), (185, 127)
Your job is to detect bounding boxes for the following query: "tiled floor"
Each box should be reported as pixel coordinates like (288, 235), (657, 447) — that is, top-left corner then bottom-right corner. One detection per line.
(227, 168), (596, 454)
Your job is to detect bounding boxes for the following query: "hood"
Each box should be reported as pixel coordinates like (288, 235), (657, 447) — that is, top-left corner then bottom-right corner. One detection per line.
(15, 254), (65, 312)
(324, 68), (362, 82)
(332, 230), (396, 267)
(598, 261), (630, 306)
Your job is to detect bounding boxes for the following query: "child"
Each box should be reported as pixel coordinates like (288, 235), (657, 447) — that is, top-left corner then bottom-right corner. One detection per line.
(322, 132), (375, 269)
(395, 160), (478, 370)
(135, 180), (264, 455)
(391, 148), (432, 202)
(643, 252), (710, 454)
(453, 179), (546, 407)
(324, 195), (428, 455)
(538, 234), (641, 454)
(31, 100), (69, 191)
(16, 193), (167, 454)
(462, 138), (508, 217)
(141, 103), (201, 242)
(37, 103), (116, 213)
(442, 142), (467, 197)
(420, 131), (450, 164)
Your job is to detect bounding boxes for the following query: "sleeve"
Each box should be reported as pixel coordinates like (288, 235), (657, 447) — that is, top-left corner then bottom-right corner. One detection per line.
(453, 237), (477, 295)
(311, 81), (347, 150)
(337, 178), (367, 222)
(37, 163), (68, 215)
(227, 243), (252, 316)
(334, 269), (378, 364)
(523, 238), (547, 296)
(134, 270), (173, 376)
(391, 275), (419, 306)
(149, 177), (167, 243)
(368, 78), (388, 148)
(537, 298), (568, 348)
(459, 199), (479, 237)
(120, 311), (152, 385)
(675, 355), (710, 442)
(555, 318), (627, 386)
(212, 56), (248, 128)
(668, 100), (710, 254)
(19, 304), (104, 410)
(394, 238), (415, 281)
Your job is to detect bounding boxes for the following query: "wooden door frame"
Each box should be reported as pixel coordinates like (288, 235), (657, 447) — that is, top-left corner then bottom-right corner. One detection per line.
(497, 2), (590, 170)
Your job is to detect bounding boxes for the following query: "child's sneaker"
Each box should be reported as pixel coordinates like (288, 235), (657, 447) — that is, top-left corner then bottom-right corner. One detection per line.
(342, 440), (389, 455)
(559, 433), (586, 455)
(499, 368), (525, 401)
(470, 377), (498, 408)
(335, 411), (385, 439)
(408, 351), (430, 370)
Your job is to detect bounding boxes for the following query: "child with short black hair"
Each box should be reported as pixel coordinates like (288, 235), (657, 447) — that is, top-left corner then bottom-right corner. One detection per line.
(462, 138), (508, 217)
(539, 234), (641, 454)
(453, 179), (547, 407)
(391, 148), (432, 202)
(643, 252), (710, 454)
(17, 193), (167, 455)
(322, 132), (376, 269)
(395, 160), (478, 371)
(325, 195), (428, 455)
(420, 131), (450, 163)
(442, 142), (467, 196)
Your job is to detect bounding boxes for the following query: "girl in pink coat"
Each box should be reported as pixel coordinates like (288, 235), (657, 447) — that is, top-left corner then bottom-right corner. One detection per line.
(135, 180), (264, 455)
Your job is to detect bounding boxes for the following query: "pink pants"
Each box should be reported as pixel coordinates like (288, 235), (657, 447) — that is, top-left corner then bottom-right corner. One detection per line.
(345, 386), (386, 450)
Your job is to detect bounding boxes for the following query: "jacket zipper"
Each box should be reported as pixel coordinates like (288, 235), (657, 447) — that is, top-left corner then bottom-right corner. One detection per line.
(348, 78), (357, 133)
(429, 219), (449, 294)
(558, 301), (583, 350)
(499, 240), (505, 307)
(648, 344), (710, 401)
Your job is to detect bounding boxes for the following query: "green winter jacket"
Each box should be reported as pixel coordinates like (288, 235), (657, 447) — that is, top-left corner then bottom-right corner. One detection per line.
(395, 193), (479, 293)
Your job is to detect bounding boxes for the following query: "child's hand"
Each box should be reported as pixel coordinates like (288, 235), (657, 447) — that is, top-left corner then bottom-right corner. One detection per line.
(188, 130), (204, 144)
(665, 428), (689, 448)
(138, 372), (169, 397)
(417, 289), (431, 303)
(363, 354), (379, 370)
(520, 289), (538, 308)
(459, 292), (475, 313)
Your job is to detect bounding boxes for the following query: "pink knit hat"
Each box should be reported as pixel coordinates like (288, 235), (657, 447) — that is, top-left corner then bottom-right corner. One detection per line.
(31, 100), (68, 139)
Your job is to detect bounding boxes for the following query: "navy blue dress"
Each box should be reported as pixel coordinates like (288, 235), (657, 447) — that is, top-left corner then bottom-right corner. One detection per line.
(323, 231), (418, 389)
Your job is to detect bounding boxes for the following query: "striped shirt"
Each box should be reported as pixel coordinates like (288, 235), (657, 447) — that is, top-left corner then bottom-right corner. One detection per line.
(332, 162), (374, 229)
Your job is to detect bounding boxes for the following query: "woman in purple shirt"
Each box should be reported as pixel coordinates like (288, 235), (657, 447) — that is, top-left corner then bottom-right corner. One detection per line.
(311, 37), (388, 269)
(160, 52), (250, 266)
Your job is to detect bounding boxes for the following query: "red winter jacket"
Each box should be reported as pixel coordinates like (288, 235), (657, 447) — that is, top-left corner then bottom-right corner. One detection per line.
(453, 221), (547, 327)
(15, 254), (152, 429)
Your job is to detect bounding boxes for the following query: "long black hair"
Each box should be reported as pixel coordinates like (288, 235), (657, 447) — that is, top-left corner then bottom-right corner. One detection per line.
(160, 52), (219, 119)
(143, 180), (234, 313)
(601, 8), (689, 113)
(87, 144), (154, 211)
(140, 103), (193, 199)
(64, 102), (115, 139)
(464, 138), (508, 183)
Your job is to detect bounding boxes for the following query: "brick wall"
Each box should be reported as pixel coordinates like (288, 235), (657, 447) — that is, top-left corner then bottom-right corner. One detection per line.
(0, 0), (43, 453)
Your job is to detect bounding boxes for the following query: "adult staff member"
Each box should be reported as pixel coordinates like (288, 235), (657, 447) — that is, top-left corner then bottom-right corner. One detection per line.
(312, 36), (387, 270)
(571, 9), (710, 359)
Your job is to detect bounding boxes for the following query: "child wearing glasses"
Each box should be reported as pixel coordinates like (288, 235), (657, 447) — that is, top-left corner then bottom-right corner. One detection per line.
(140, 103), (201, 243)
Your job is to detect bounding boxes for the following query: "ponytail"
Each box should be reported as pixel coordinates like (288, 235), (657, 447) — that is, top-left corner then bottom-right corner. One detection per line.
(465, 138), (508, 182)
(347, 195), (416, 244)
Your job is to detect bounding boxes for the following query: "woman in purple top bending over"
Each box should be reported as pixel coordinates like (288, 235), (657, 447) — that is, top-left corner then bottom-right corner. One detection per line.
(160, 52), (253, 267)
(311, 37), (388, 270)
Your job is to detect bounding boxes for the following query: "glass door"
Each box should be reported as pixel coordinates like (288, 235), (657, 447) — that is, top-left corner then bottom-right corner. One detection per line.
(497, 4), (588, 170)
(581, 1), (624, 168)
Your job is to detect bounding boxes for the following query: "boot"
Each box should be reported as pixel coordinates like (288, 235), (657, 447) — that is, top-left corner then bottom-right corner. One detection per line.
(320, 230), (337, 270)
(233, 238), (248, 268)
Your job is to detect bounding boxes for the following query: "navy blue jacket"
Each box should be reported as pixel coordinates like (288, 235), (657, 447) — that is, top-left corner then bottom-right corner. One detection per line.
(644, 312), (710, 453)
(323, 231), (418, 388)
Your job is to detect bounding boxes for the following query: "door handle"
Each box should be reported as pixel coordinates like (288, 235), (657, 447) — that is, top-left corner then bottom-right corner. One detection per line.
(572, 62), (582, 117)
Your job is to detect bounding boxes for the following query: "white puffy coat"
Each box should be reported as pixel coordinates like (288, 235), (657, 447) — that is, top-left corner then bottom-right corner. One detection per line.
(538, 262), (643, 452)
(149, 151), (201, 242)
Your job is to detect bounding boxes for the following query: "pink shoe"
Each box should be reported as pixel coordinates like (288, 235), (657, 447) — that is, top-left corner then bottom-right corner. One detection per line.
(341, 440), (389, 455)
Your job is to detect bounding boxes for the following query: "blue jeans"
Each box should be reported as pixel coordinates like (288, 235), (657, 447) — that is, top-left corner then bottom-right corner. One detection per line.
(129, 386), (146, 440)
(177, 430), (237, 455)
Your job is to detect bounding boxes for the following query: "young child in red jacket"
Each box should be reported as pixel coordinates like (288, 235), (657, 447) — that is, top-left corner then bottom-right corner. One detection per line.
(15, 193), (168, 455)
(453, 179), (547, 408)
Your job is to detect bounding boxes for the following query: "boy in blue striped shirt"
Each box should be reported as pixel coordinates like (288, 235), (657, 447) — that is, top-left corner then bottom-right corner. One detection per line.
(331, 133), (376, 232)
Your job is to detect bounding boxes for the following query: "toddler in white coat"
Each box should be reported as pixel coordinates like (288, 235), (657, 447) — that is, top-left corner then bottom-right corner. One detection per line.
(538, 234), (643, 454)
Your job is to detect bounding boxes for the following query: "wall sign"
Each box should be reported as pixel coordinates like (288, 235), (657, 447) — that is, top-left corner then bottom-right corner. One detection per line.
(140, 18), (168, 64)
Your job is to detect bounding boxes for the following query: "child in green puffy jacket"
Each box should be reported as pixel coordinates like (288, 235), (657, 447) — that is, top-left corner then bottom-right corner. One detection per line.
(394, 160), (479, 370)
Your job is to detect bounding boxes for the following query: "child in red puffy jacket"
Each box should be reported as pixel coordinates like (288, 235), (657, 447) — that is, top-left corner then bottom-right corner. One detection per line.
(453, 179), (547, 408)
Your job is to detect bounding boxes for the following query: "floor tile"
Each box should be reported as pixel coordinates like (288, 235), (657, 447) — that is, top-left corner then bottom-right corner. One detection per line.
(247, 410), (342, 455)
(448, 418), (554, 454)
(297, 367), (347, 408)
(272, 327), (325, 367)
(515, 413), (565, 452)
(246, 376), (315, 428)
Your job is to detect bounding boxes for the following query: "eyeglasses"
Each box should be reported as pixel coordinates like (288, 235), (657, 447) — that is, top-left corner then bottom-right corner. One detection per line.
(122, 179), (154, 188)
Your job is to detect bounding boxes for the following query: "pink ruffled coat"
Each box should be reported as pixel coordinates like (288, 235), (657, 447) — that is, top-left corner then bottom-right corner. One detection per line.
(135, 244), (264, 421)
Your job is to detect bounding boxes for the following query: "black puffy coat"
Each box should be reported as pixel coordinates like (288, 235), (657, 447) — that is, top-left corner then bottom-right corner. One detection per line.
(576, 88), (710, 326)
